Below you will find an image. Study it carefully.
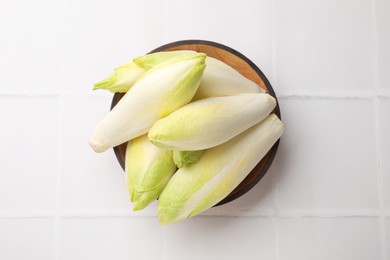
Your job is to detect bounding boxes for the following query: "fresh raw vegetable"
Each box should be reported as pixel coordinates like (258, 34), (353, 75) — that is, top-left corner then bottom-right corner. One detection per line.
(126, 135), (177, 211)
(93, 60), (145, 93)
(90, 49), (284, 224)
(148, 93), (276, 151)
(135, 52), (265, 100)
(89, 52), (206, 153)
(173, 150), (205, 168)
(158, 113), (284, 224)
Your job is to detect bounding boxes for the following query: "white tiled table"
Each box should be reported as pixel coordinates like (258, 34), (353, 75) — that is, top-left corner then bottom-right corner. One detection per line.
(0, 0), (389, 259)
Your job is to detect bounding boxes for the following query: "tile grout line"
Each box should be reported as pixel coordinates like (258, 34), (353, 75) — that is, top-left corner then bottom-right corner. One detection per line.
(2, 92), (390, 99)
(162, 226), (167, 260)
(374, 96), (387, 260)
(371, 0), (380, 93)
(54, 0), (66, 256)
(278, 94), (390, 100)
(162, 0), (168, 44)
(0, 93), (60, 97)
(270, 0), (281, 256)
(0, 209), (386, 218)
(53, 94), (64, 260)
(270, 0), (277, 90)
(271, 216), (280, 260)
(271, 161), (281, 260)
(370, 0), (387, 258)
(0, 92), (111, 98)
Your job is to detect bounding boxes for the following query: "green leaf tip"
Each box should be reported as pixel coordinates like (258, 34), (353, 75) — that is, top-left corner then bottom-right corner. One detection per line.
(133, 50), (198, 69)
(92, 60), (145, 93)
(173, 150), (205, 168)
(125, 135), (177, 211)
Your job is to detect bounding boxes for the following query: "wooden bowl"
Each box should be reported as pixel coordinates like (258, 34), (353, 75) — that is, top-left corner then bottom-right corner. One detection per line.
(111, 40), (281, 206)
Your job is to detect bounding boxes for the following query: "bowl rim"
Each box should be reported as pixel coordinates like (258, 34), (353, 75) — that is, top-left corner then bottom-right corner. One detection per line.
(111, 39), (281, 206)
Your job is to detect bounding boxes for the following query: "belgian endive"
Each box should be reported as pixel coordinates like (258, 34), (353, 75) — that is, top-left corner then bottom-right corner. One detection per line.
(126, 135), (177, 211)
(93, 60), (145, 93)
(93, 51), (197, 93)
(158, 113), (284, 224)
(135, 52), (264, 99)
(89, 52), (206, 153)
(148, 93), (276, 151)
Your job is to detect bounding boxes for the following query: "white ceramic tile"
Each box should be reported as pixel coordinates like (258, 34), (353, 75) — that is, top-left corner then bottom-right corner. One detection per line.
(61, 96), (136, 210)
(275, 0), (373, 95)
(0, 0), (60, 94)
(164, 0), (273, 81)
(205, 164), (275, 216)
(60, 0), (164, 95)
(164, 216), (275, 260)
(275, 98), (378, 211)
(0, 218), (54, 260)
(0, 97), (58, 209)
(60, 217), (163, 260)
(278, 217), (381, 260)
(376, 0), (390, 94)
(380, 98), (390, 210)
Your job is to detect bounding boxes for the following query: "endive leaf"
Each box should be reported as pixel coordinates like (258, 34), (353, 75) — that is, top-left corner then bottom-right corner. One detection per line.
(126, 135), (176, 211)
(158, 113), (284, 224)
(133, 50), (196, 69)
(89, 52), (206, 153)
(148, 93), (276, 151)
(173, 150), (204, 168)
(193, 57), (265, 100)
(93, 61), (145, 93)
